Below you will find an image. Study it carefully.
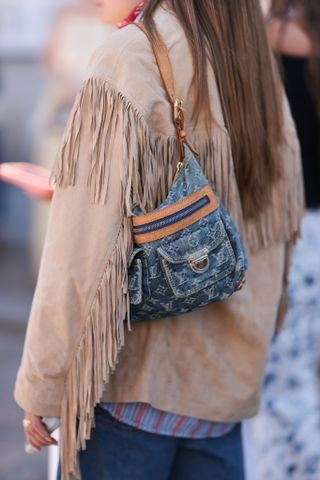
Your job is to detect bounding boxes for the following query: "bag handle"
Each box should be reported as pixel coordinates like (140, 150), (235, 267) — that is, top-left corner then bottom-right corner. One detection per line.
(131, 22), (197, 160)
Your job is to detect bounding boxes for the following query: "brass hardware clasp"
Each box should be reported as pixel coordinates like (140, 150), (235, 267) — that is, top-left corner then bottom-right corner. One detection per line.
(176, 161), (184, 173)
(174, 99), (185, 137)
(189, 254), (210, 274)
(174, 99), (184, 123)
(236, 277), (246, 291)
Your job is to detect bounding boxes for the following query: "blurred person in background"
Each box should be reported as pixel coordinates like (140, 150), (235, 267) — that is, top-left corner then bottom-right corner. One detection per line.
(260, 0), (271, 14)
(0, 62), (6, 224)
(13, 1), (304, 479)
(30, 0), (109, 272)
(248, 1), (320, 478)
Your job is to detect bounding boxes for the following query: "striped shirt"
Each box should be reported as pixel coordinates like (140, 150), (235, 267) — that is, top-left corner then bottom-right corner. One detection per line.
(100, 402), (235, 438)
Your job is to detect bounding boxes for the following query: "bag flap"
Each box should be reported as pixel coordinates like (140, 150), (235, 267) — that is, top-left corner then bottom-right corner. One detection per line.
(157, 219), (226, 264)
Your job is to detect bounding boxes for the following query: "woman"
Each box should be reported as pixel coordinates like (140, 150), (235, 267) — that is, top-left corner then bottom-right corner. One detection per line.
(248, 1), (320, 478)
(14, 1), (304, 479)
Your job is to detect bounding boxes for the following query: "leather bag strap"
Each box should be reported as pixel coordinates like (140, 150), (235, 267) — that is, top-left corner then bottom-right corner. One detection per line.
(133, 22), (176, 105)
(131, 22), (197, 157)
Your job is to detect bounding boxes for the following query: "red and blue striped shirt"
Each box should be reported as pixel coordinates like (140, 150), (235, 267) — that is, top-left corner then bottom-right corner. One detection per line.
(101, 403), (235, 438)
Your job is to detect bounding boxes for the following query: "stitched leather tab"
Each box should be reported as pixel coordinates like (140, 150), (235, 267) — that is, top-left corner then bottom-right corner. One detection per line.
(132, 185), (219, 244)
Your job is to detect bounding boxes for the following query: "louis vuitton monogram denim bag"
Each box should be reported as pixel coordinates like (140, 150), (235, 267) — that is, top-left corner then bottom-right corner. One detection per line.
(128, 23), (248, 322)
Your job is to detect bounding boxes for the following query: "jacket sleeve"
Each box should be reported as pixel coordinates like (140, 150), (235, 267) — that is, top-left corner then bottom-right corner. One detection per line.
(14, 76), (136, 479)
(14, 76), (133, 414)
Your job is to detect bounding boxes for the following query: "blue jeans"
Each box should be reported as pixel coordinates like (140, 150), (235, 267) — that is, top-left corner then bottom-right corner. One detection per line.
(58, 405), (244, 480)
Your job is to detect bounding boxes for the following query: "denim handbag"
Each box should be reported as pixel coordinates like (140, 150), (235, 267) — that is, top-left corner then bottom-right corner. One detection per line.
(128, 23), (248, 322)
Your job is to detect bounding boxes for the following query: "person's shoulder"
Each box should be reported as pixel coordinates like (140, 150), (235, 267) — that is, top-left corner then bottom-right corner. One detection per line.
(85, 7), (182, 90)
(86, 24), (153, 85)
(79, 8), (185, 132)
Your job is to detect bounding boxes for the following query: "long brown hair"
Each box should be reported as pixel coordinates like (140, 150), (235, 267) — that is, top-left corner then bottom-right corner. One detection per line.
(270, 0), (320, 115)
(143, 0), (284, 218)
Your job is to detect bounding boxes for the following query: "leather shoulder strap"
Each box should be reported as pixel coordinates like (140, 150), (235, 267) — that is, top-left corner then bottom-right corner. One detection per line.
(132, 22), (176, 106)
(130, 22), (198, 157)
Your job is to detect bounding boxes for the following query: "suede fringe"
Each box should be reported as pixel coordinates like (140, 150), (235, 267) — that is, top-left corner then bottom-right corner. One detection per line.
(49, 77), (304, 478)
(243, 129), (304, 252)
(60, 217), (132, 480)
(51, 77), (304, 254)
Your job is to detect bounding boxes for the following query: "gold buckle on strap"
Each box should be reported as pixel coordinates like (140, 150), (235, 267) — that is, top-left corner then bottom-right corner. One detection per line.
(174, 99), (186, 140)
(236, 277), (246, 291)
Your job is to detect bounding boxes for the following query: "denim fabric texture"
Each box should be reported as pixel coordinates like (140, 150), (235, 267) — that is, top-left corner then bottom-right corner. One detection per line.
(129, 146), (248, 322)
(56, 405), (245, 480)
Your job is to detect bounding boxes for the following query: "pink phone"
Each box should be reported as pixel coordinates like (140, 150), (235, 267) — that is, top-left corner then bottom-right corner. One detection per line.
(0, 162), (54, 201)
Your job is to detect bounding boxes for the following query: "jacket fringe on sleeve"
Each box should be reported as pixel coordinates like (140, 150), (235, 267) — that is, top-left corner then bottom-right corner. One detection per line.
(51, 78), (304, 251)
(59, 218), (132, 479)
(48, 77), (304, 479)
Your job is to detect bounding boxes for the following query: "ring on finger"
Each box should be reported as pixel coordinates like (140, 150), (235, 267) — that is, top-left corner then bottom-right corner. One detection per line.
(22, 419), (32, 429)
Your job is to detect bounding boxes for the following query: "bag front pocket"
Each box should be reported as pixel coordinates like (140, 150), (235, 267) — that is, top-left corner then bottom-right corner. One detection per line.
(157, 218), (236, 298)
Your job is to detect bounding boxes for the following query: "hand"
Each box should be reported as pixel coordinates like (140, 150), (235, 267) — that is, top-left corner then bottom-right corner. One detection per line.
(23, 412), (58, 451)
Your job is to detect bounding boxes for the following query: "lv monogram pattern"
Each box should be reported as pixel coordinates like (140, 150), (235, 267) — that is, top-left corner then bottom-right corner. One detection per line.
(128, 146), (248, 322)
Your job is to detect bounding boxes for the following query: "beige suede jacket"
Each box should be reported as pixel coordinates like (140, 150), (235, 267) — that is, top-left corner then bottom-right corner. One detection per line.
(14, 6), (304, 479)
